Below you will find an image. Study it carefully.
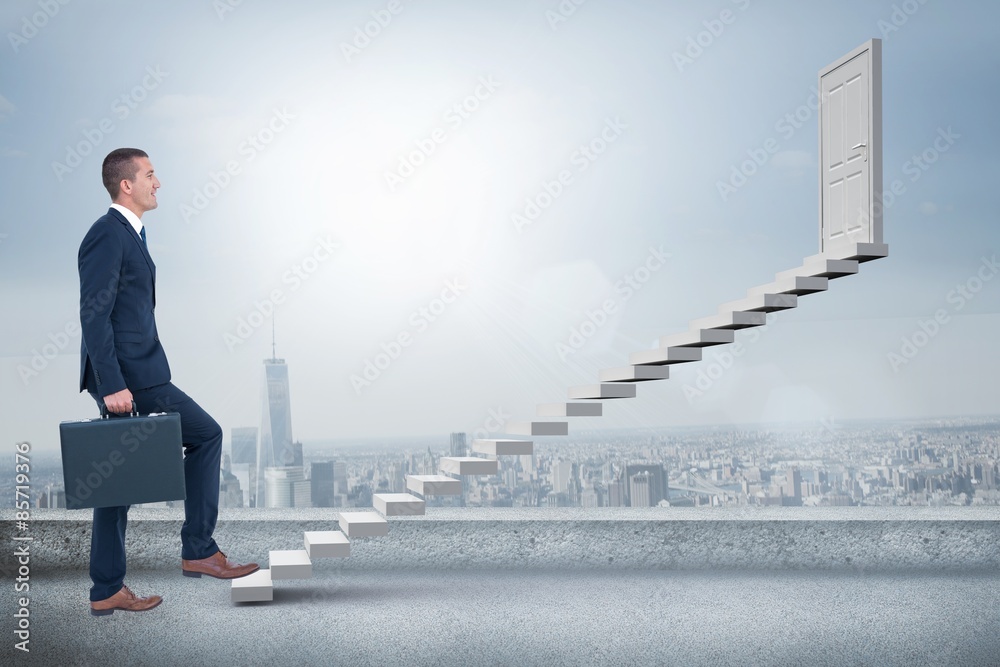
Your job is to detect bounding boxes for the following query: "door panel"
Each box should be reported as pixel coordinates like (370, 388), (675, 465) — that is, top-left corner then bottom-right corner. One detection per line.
(819, 39), (881, 254)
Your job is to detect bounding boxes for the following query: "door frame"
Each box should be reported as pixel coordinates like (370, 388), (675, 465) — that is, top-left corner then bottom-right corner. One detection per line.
(818, 38), (882, 253)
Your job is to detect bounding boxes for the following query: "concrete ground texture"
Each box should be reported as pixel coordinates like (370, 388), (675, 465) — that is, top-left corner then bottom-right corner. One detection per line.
(3, 507), (998, 666)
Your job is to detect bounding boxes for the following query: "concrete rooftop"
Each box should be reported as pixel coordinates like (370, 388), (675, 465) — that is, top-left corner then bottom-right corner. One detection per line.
(4, 507), (998, 666)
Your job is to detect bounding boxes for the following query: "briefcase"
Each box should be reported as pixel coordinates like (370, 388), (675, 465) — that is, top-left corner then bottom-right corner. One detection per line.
(59, 405), (186, 510)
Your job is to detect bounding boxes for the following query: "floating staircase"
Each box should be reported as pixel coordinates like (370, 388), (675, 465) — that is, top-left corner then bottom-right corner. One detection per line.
(233, 242), (888, 603)
(235, 35), (887, 602)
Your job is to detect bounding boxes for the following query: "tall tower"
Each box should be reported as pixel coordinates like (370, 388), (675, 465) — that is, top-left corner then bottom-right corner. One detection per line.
(256, 323), (297, 507)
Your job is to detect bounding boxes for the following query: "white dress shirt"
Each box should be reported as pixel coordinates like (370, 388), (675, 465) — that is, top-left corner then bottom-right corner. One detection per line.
(110, 203), (144, 241)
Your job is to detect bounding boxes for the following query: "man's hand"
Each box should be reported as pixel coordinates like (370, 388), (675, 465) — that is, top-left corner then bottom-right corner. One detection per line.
(102, 388), (134, 413)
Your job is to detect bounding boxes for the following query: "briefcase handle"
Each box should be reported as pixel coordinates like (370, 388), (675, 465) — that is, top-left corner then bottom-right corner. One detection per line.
(99, 401), (139, 419)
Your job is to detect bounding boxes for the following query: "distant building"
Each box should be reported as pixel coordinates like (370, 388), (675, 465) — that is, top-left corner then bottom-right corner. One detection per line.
(388, 460), (406, 493)
(264, 467), (306, 508)
(629, 471), (653, 507)
(220, 469), (244, 508)
(624, 464), (667, 506)
(520, 453), (535, 479)
(334, 460), (348, 495)
(581, 486), (601, 508)
(784, 466), (803, 505)
(450, 432), (467, 457)
(552, 459), (573, 494)
(36, 485), (66, 509)
(231, 463), (252, 506)
(608, 480), (626, 507)
(293, 478), (312, 508)
(256, 346), (296, 506)
(311, 461), (336, 507)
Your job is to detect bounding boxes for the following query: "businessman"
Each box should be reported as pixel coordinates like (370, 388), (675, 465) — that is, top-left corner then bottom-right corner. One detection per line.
(79, 148), (258, 617)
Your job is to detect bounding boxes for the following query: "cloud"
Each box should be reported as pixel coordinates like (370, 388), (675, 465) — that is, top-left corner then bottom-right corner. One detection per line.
(1, 146), (27, 158)
(918, 201), (938, 216)
(0, 95), (15, 121)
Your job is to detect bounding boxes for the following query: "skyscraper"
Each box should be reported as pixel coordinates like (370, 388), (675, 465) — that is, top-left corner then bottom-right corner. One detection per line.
(784, 466), (803, 506)
(264, 467), (304, 508)
(256, 330), (299, 507)
(629, 471), (652, 507)
(311, 461), (336, 507)
(624, 464), (667, 506)
(552, 459), (573, 494)
(333, 460), (348, 495)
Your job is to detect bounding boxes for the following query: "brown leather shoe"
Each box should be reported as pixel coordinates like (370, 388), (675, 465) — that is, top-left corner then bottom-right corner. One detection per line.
(90, 584), (162, 617)
(181, 550), (259, 579)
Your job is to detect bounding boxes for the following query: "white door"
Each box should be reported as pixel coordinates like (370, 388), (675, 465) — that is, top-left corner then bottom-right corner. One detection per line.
(819, 39), (882, 254)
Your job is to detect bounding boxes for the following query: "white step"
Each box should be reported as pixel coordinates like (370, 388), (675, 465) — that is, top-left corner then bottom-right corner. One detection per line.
(231, 568), (272, 602)
(599, 365), (670, 382)
(776, 259), (858, 281)
(813, 242), (888, 263)
(406, 474), (462, 496)
(338, 511), (389, 537)
(505, 421), (568, 436)
(718, 293), (797, 313)
(304, 531), (350, 558)
(440, 457), (499, 475)
(537, 402), (603, 416)
(659, 329), (735, 348)
(567, 383), (637, 399)
(630, 346), (702, 367)
(373, 493), (426, 516)
(269, 549), (312, 580)
(472, 439), (533, 456)
(747, 275), (828, 297)
(689, 311), (767, 330)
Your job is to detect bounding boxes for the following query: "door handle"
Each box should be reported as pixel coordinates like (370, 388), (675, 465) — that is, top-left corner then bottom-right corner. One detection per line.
(852, 142), (867, 162)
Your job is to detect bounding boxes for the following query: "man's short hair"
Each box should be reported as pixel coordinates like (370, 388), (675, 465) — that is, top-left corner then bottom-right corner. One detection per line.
(102, 148), (149, 200)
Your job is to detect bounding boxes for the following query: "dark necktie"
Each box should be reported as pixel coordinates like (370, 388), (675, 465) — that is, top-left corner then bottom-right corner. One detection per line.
(140, 227), (147, 249)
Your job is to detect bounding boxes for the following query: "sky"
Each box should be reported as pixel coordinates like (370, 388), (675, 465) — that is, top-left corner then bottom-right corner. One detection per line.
(1, 0), (997, 451)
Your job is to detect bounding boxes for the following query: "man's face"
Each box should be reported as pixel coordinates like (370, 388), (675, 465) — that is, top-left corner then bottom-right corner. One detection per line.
(124, 157), (160, 213)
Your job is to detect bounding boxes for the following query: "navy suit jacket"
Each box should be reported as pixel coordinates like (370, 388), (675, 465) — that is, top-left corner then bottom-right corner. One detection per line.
(78, 207), (170, 396)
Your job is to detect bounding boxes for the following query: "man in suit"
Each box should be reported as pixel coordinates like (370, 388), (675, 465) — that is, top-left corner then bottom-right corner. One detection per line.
(79, 148), (259, 617)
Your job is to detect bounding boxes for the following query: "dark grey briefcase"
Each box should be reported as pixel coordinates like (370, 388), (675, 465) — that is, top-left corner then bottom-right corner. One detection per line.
(59, 405), (186, 510)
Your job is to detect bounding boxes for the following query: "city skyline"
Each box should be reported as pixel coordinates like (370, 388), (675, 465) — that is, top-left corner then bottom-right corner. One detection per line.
(14, 414), (1000, 511)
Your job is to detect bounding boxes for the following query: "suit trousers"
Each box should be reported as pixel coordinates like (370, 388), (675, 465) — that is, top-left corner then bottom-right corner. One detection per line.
(87, 382), (222, 601)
